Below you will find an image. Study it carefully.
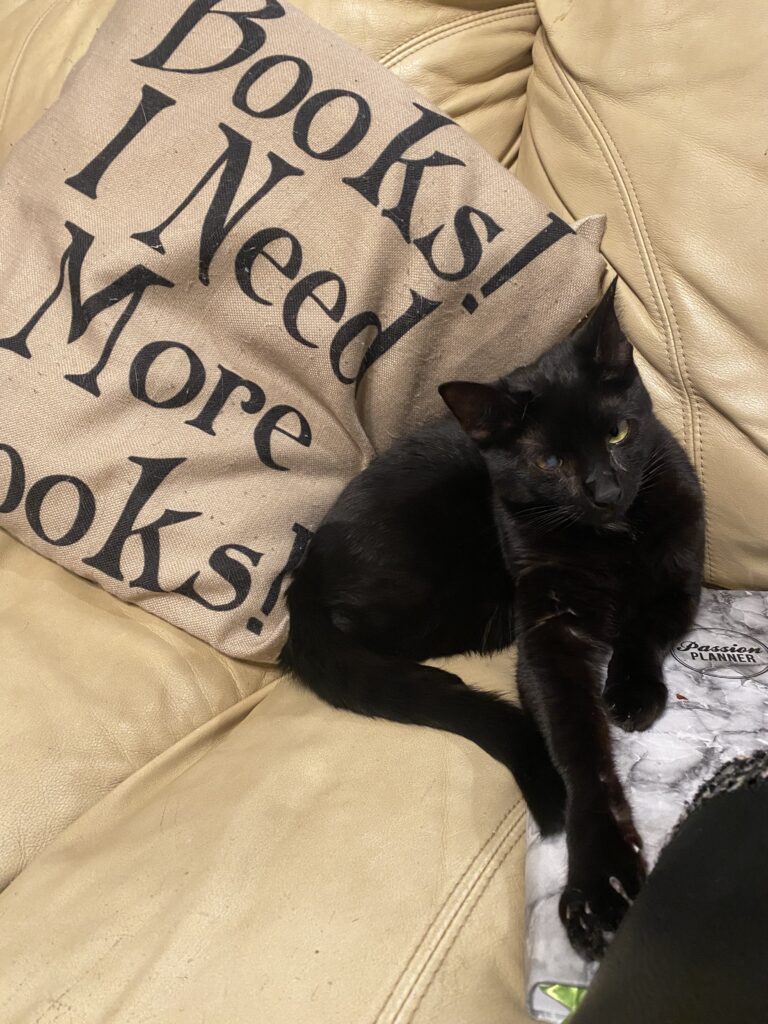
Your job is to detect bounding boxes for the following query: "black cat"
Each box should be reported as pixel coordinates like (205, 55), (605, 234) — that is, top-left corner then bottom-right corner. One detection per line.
(282, 281), (704, 959)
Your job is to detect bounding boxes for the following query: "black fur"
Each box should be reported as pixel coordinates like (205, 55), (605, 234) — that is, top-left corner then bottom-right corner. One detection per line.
(282, 281), (704, 959)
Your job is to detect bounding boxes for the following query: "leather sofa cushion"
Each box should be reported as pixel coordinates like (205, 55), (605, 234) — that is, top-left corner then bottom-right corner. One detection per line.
(0, 527), (280, 893)
(0, 652), (535, 1024)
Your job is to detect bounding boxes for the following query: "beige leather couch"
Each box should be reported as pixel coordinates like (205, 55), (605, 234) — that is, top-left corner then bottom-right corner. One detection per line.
(1, 2), (766, 1021)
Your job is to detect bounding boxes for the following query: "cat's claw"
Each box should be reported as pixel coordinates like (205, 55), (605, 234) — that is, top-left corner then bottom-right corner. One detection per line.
(559, 863), (642, 960)
(560, 886), (621, 961)
(560, 814), (646, 960)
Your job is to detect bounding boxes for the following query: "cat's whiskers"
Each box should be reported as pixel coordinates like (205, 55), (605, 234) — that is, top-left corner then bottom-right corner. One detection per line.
(479, 602), (514, 654)
(639, 457), (667, 492)
(515, 504), (582, 534)
(514, 507), (561, 526)
(640, 442), (672, 486)
(643, 449), (665, 473)
(514, 503), (556, 519)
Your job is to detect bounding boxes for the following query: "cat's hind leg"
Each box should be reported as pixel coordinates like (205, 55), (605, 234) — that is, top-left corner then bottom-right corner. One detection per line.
(283, 540), (565, 836)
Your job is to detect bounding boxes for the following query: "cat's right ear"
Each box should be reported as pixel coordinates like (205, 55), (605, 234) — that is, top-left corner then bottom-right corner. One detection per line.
(438, 381), (527, 446)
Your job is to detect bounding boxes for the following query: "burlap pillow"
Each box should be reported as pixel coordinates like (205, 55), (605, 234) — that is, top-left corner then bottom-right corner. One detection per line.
(0, 0), (605, 661)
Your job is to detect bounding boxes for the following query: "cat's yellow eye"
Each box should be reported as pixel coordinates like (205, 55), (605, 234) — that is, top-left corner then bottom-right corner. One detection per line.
(607, 419), (630, 445)
(537, 454), (563, 470)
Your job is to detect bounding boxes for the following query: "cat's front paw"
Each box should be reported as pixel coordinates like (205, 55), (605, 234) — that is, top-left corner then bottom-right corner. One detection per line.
(604, 675), (668, 732)
(604, 648), (668, 732)
(559, 817), (646, 960)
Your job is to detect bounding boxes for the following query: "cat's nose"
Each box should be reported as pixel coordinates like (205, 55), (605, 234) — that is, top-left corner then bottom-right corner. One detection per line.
(585, 472), (621, 509)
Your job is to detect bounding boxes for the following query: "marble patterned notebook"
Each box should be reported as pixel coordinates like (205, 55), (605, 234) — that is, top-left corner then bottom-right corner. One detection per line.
(525, 589), (768, 1022)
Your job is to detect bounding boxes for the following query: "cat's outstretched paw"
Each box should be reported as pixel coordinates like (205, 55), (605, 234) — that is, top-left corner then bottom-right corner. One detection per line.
(604, 676), (668, 732)
(560, 817), (646, 960)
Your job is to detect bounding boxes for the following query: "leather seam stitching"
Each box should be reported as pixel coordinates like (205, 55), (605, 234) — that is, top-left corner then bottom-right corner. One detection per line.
(403, 823), (527, 1024)
(373, 799), (525, 1023)
(0, 0), (70, 144)
(537, 34), (712, 576)
(381, 5), (537, 69)
(523, 114), (576, 220)
(536, 36), (682, 418)
(373, 799), (522, 1020)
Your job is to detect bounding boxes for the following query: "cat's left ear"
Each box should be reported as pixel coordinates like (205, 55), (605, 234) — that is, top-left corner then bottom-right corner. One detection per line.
(438, 381), (529, 447)
(588, 278), (635, 380)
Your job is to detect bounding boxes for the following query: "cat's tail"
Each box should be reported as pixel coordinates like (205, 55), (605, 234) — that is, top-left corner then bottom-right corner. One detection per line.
(281, 562), (565, 837)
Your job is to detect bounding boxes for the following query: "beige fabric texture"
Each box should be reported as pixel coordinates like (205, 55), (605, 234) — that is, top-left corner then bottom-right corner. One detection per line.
(0, 0), (604, 663)
(1, 0), (766, 1023)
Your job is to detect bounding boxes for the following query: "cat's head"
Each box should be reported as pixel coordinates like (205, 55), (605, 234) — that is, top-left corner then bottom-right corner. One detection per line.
(439, 280), (654, 529)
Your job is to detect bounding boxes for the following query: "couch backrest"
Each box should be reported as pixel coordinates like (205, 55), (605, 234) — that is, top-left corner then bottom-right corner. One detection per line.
(3, 0), (767, 589)
(516, 0), (768, 589)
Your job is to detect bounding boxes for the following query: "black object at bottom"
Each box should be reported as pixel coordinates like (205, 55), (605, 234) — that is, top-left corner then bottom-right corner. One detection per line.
(573, 758), (768, 1024)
